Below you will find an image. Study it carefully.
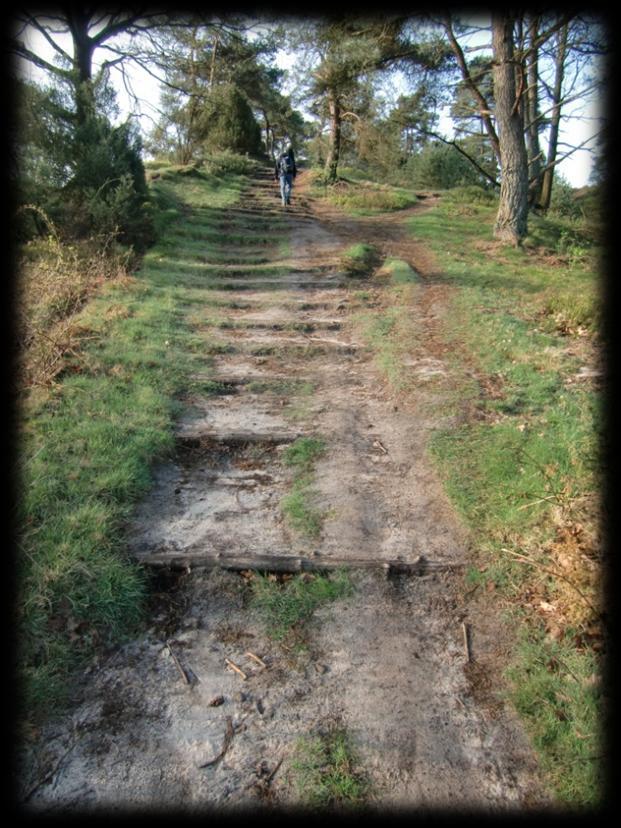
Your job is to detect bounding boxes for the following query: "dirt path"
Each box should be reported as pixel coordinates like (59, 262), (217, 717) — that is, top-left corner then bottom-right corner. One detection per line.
(18, 168), (551, 813)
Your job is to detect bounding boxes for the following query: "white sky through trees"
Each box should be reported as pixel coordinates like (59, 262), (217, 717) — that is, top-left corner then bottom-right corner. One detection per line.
(16, 18), (605, 187)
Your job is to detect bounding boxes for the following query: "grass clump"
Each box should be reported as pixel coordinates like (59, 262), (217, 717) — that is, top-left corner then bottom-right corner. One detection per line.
(340, 243), (382, 278)
(290, 724), (368, 808)
(281, 437), (327, 538)
(250, 570), (353, 643)
(281, 478), (324, 538)
(283, 436), (326, 471)
(378, 257), (419, 284)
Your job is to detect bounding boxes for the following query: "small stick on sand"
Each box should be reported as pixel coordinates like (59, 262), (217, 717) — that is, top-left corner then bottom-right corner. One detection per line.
(245, 651), (267, 669)
(166, 640), (190, 684)
(225, 657), (248, 680)
(462, 622), (471, 662)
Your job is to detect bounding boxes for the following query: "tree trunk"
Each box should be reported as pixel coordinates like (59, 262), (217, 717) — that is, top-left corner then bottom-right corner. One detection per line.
(325, 90), (341, 183)
(261, 109), (273, 158)
(66, 9), (96, 124)
(524, 15), (544, 207)
(539, 22), (569, 211)
(492, 14), (530, 246)
(209, 31), (219, 90)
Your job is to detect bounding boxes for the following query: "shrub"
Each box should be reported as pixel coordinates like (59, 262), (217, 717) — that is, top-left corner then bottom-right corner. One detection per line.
(202, 150), (259, 176)
(13, 78), (153, 250)
(198, 84), (262, 156)
(443, 185), (498, 205)
(549, 174), (582, 219)
(405, 142), (488, 190)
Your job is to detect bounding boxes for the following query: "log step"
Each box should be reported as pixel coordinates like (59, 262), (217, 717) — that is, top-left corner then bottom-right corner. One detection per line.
(135, 551), (465, 575)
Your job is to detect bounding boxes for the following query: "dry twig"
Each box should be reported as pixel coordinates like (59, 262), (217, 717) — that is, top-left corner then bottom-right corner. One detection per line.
(502, 548), (599, 617)
(462, 622), (471, 662)
(245, 651), (267, 669)
(198, 716), (235, 768)
(166, 640), (190, 684)
(225, 657), (248, 680)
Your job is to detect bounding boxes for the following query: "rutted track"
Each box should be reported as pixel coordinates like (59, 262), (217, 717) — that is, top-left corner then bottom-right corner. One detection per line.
(19, 167), (550, 812)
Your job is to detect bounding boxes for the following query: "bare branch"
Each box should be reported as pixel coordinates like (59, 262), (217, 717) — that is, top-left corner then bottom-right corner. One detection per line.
(418, 127), (499, 188)
(21, 13), (73, 63)
(11, 40), (73, 80)
(532, 128), (604, 181)
(442, 13), (501, 164)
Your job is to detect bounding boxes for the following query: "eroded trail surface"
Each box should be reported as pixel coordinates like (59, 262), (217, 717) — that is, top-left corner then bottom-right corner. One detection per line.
(20, 169), (550, 813)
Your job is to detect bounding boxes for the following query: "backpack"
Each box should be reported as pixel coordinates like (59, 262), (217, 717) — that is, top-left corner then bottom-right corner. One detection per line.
(279, 154), (294, 175)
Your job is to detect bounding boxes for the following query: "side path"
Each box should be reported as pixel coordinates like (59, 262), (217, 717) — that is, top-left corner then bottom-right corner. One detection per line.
(19, 166), (550, 812)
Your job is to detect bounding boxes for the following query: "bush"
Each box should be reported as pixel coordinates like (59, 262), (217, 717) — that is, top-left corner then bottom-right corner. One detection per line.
(405, 142), (489, 190)
(443, 185), (498, 205)
(64, 116), (153, 250)
(202, 150), (259, 176)
(198, 84), (262, 156)
(14, 78), (153, 250)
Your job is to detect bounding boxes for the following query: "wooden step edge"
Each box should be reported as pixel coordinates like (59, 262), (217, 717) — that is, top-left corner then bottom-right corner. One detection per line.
(134, 551), (466, 575)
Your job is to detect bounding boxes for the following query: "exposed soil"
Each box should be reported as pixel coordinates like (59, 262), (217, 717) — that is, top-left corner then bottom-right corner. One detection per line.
(18, 167), (554, 814)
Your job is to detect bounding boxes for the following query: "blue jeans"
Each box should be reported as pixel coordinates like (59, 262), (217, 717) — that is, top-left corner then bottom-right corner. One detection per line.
(279, 172), (293, 205)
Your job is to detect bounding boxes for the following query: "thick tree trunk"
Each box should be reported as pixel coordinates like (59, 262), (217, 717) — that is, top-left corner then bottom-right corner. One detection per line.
(492, 14), (530, 246)
(66, 9), (96, 124)
(325, 90), (341, 183)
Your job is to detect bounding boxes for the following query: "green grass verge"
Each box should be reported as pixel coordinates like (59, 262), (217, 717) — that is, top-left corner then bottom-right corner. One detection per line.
(407, 192), (603, 806)
(506, 622), (604, 805)
(18, 164), (248, 723)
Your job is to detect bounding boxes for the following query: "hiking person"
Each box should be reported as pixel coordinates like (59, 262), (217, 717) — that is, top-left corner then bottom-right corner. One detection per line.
(274, 144), (297, 207)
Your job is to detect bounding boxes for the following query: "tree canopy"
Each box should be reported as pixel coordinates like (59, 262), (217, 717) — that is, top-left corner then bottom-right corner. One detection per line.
(10, 11), (608, 246)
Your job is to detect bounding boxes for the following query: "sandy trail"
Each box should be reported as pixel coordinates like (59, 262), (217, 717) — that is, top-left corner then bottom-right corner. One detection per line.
(18, 167), (550, 813)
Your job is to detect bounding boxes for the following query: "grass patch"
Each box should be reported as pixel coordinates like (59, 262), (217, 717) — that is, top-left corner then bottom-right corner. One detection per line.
(250, 569), (353, 643)
(281, 476), (324, 538)
(505, 622), (604, 806)
(353, 282), (420, 392)
(283, 436), (326, 471)
(311, 172), (417, 216)
(290, 724), (368, 808)
(407, 193), (603, 806)
(339, 243), (382, 278)
(17, 164), (247, 723)
(280, 437), (327, 537)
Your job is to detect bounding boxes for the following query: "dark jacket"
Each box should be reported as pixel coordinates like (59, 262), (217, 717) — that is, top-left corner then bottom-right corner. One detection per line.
(275, 149), (297, 178)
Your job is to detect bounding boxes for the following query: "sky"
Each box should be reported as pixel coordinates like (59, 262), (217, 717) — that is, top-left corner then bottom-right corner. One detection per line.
(17, 23), (604, 188)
